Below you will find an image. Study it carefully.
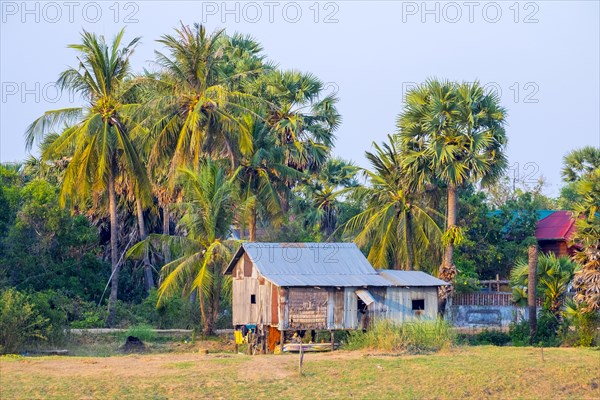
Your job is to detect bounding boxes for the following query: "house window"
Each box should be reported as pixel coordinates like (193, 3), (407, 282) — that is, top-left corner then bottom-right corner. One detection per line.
(412, 299), (425, 311)
(250, 294), (256, 304)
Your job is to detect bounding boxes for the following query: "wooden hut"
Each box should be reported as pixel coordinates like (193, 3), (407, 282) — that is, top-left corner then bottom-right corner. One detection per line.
(224, 242), (448, 352)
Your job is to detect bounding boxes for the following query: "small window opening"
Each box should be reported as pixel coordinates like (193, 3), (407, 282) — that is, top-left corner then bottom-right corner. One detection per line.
(250, 294), (256, 304)
(411, 299), (425, 311)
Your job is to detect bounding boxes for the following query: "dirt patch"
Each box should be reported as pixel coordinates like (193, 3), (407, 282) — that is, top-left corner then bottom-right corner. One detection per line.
(237, 355), (294, 381)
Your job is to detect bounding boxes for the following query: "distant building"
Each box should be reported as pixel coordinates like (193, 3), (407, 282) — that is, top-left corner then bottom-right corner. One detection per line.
(535, 210), (578, 257)
(224, 242), (448, 352)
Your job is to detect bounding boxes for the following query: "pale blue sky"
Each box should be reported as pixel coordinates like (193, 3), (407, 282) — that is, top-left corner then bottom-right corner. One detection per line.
(1, 1), (599, 196)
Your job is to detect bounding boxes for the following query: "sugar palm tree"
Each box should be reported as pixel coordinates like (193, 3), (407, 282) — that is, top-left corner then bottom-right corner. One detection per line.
(398, 79), (507, 284)
(343, 136), (442, 270)
(128, 160), (237, 335)
(511, 252), (579, 317)
(570, 167), (600, 312)
(25, 29), (150, 325)
(561, 146), (600, 183)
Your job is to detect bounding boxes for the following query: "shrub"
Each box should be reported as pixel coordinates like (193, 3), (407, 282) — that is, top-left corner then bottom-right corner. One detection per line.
(509, 311), (562, 347)
(562, 301), (600, 347)
(134, 289), (201, 329)
(0, 289), (49, 353)
(475, 329), (511, 346)
(345, 319), (455, 353)
(125, 324), (157, 342)
(70, 309), (107, 329)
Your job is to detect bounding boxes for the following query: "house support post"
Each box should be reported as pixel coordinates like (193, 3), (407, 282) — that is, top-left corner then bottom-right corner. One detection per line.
(330, 330), (335, 351)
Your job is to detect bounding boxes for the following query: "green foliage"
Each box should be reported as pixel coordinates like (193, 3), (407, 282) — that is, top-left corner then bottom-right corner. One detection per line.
(343, 136), (442, 271)
(453, 186), (540, 280)
(510, 253), (579, 314)
(499, 191), (539, 242)
(475, 330), (511, 346)
(70, 309), (107, 329)
(453, 258), (482, 294)
(345, 319), (455, 353)
(561, 300), (600, 347)
(125, 324), (157, 342)
(136, 289), (201, 329)
(0, 178), (109, 301)
(509, 311), (562, 347)
(0, 289), (49, 353)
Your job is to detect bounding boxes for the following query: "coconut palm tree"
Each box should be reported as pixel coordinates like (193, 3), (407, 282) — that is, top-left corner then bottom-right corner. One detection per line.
(128, 160), (237, 335)
(297, 158), (359, 238)
(25, 29), (150, 325)
(143, 23), (267, 177)
(398, 79), (508, 284)
(236, 116), (302, 240)
(259, 70), (341, 174)
(343, 136), (442, 270)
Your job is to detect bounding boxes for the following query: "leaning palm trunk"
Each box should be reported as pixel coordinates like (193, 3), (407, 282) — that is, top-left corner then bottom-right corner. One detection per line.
(405, 215), (415, 271)
(136, 198), (155, 291)
(162, 205), (171, 265)
(107, 169), (120, 327)
(528, 245), (538, 340)
(248, 205), (257, 241)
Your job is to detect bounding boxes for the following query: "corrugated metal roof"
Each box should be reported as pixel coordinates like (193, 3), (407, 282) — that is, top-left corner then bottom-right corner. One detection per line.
(225, 243), (448, 288)
(225, 242), (392, 287)
(379, 270), (449, 286)
(535, 210), (577, 240)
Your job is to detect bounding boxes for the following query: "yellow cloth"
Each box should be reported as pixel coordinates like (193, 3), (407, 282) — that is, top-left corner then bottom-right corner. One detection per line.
(234, 330), (244, 345)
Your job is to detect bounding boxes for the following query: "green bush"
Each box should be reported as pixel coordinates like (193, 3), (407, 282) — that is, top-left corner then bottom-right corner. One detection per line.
(125, 324), (157, 342)
(509, 311), (562, 347)
(0, 289), (49, 353)
(475, 329), (511, 346)
(70, 309), (107, 329)
(133, 289), (201, 329)
(345, 319), (455, 353)
(561, 303), (600, 347)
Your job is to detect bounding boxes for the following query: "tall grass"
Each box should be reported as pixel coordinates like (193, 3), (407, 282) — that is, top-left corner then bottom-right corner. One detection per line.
(346, 319), (455, 353)
(125, 324), (157, 342)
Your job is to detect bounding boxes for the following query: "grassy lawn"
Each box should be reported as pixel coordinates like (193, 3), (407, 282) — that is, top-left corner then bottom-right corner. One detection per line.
(1, 346), (599, 399)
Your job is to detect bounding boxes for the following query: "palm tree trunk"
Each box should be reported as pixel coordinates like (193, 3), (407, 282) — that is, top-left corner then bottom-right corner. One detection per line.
(136, 198), (155, 291)
(107, 169), (120, 327)
(209, 266), (221, 336)
(405, 214), (414, 271)
(438, 184), (457, 315)
(528, 244), (538, 340)
(249, 204), (257, 241)
(162, 205), (171, 265)
(440, 184), (457, 280)
(199, 292), (209, 336)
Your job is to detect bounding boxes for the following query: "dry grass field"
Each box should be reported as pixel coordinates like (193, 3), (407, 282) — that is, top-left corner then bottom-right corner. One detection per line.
(1, 346), (599, 399)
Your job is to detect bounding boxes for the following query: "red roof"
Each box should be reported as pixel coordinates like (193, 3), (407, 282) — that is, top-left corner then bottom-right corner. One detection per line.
(535, 211), (577, 241)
